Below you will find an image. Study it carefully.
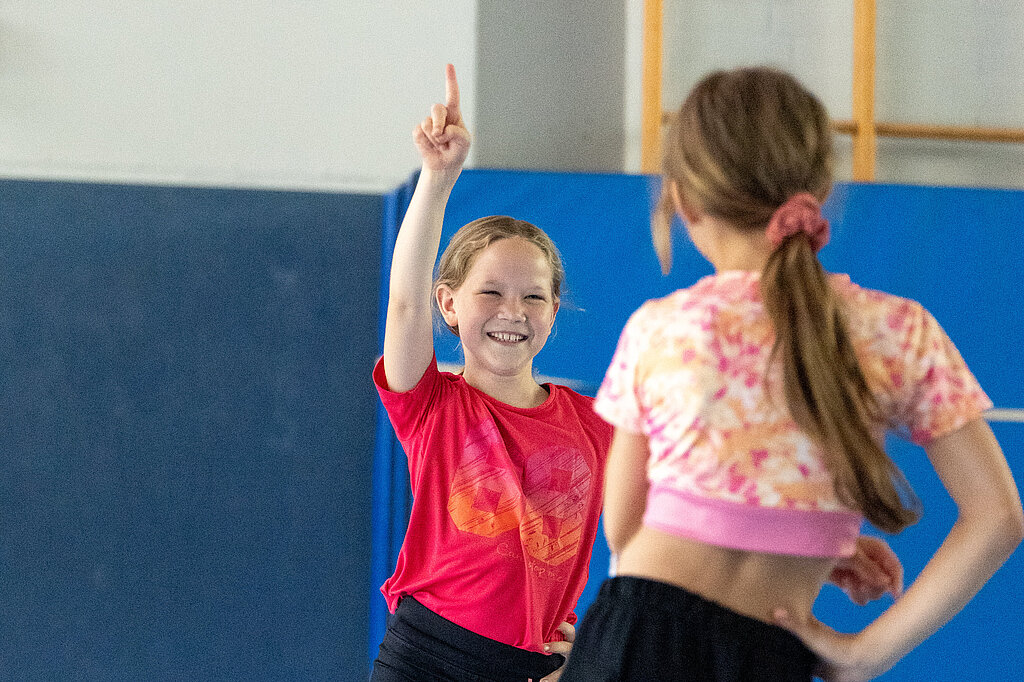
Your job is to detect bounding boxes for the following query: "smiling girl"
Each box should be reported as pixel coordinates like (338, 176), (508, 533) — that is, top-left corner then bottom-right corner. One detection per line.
(370, 64), (609, 682)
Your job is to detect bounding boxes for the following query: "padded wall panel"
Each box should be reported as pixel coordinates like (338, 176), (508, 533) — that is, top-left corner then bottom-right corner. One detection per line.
(0, 179), (380, 679)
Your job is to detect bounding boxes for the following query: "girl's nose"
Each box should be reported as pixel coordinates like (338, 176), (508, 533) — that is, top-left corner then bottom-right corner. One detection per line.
(497, 300), (526, 321)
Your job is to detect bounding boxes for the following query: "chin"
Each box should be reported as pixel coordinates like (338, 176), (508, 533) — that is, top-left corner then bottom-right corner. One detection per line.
(483, 354), (534, 377)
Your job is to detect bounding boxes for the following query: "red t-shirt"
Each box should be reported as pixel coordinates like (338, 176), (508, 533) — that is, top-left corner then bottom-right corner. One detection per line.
(373, 356), (613, 652)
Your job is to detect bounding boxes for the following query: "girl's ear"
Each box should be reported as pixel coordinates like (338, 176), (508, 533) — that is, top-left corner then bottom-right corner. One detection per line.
(436, 285), (459, 330)
(669, 181), (702, 226)
(548, 299), (560, 331)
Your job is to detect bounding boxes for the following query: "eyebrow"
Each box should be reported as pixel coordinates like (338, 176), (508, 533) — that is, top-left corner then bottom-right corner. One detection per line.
(479, 280), (549, 292)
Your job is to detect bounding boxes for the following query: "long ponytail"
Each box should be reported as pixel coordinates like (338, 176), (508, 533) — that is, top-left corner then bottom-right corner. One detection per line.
(762, 234), (921, 533)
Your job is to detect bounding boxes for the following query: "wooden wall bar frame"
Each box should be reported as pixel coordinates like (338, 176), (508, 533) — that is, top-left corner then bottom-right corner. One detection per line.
(851, 0), (877, 180)
(642, 1), (1024, 181)
(640, 0), (664, 174)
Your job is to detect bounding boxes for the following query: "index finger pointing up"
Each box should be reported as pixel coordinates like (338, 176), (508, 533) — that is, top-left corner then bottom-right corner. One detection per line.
(445, 63), (462, 124)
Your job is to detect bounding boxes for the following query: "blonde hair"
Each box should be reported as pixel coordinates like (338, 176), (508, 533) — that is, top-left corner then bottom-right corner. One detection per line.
(658, 67), (920, 533)
(434, 215), (564, 336)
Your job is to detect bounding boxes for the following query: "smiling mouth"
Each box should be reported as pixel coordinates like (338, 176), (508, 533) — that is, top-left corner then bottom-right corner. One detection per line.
(487, 332), (528, 343)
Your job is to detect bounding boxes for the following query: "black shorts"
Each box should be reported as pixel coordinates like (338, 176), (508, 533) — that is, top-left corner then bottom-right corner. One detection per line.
(370, 596), (565, 682)
(560, 576), (817, 682)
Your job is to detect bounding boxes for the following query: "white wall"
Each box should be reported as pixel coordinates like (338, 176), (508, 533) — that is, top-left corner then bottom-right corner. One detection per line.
(0, 1), (477, 193)
(874, 0), (1024, 187)
(2, 2), (1022, 192)
(474, 0), (626, 172)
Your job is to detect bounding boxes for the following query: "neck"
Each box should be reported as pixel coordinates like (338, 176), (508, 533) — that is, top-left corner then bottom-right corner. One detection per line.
(461, 365), (549, 408)
(705, 216), (773, 272)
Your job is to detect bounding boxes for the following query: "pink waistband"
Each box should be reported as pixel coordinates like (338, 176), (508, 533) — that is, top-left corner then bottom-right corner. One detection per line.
(643, 484), (862, 558)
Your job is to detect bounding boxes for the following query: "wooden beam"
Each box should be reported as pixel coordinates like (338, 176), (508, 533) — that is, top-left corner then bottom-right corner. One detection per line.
(640, 0), (664, 174)
(832, 119), (1024, 144)
(852, 0), (877, 181)
(875, 122), (1024, 144)
(832, 119), (857, 135)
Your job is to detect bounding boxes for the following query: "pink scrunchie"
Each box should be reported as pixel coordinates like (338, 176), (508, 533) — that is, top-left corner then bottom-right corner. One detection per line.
(765, 193), (830, 253)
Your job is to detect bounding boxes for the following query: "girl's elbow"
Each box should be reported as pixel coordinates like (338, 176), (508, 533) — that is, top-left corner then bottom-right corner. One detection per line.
(986, 501), (1024, 557)
(602, 520), (626, 552)
(604, 519), (638, 555)
(958, 500), (1023, 559)
(606, 534), (626, 556)
(1005, 503), (1024, 548)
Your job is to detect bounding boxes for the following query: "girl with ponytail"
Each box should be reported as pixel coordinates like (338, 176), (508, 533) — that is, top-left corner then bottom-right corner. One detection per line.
(561, 67), (1022, 681)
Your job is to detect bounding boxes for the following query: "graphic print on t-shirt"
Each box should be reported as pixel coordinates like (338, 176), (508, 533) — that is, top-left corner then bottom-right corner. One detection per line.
(447, 421), (593, 566)
(520, 446), (592, 566)
(447, 421), (523, 537)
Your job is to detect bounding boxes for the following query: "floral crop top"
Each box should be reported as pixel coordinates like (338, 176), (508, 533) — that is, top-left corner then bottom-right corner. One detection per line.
(594, 271), (992, 557)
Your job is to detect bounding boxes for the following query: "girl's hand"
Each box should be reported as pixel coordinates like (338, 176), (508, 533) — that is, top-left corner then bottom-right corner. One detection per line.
(773, 609), (894, 682)
(537, 621), (575, 682)
(828, 535), (904, 606)
(413, 63), (471, 175)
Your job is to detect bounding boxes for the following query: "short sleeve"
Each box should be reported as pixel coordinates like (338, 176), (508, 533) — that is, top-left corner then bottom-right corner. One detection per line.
(894, 305), (993, 445)
(373, 354), (446, 443)
(594, 308), (648, 433)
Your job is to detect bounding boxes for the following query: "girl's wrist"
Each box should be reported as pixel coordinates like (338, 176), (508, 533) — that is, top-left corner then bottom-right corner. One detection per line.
(419, 165), (462, 191)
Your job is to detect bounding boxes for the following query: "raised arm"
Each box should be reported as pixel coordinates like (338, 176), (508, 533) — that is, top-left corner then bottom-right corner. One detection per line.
(776, 418), (1024, 680)
(383, 64), (471, 392)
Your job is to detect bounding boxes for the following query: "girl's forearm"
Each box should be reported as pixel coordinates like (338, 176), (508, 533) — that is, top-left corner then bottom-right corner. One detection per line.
(858, 512), (1022, 671)
(389, 167), (459, 307)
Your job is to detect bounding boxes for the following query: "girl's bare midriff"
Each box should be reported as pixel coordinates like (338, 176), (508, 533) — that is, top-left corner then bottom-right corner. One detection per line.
(615, 526), (837, 624)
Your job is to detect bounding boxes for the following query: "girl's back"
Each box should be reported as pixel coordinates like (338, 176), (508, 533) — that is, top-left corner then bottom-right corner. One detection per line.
(605, 270), (990, 625)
